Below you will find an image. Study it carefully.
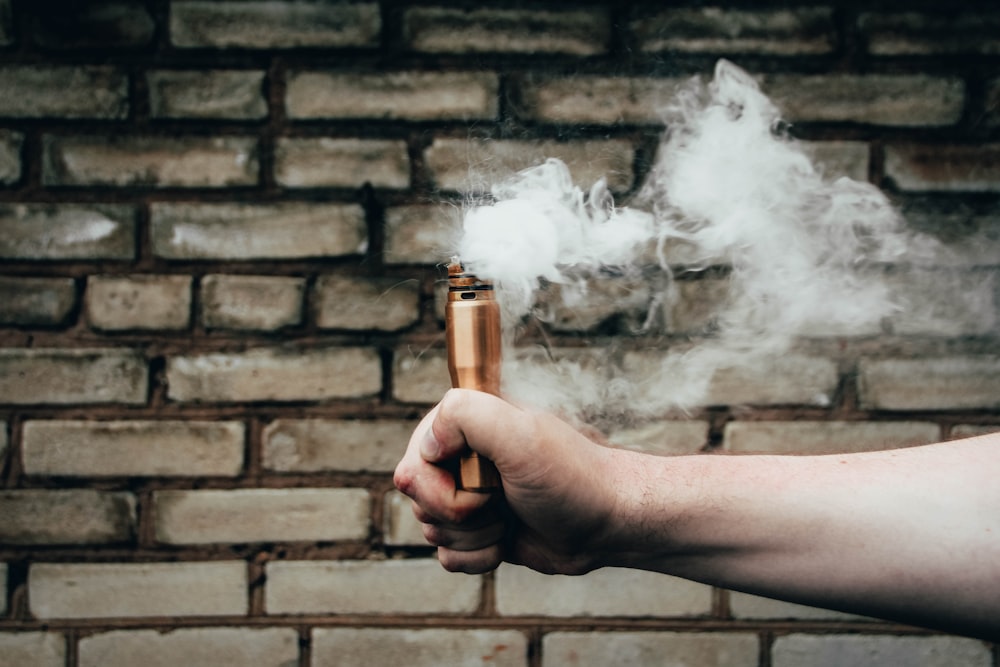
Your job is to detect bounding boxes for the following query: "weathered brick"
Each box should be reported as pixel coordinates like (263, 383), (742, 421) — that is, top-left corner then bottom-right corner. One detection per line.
(275, 138), (410, 189)
(0, 490), (135, 545)
(761, 74), (964, 127)
(542, 632), (758, 667)
(0, 204), (136, 260)
(771, 633), (991, 667)
(606, 419), (710, 456)
(0, 66), (127, 118)
(0, 129), (22, 184)
(263, 418), (414, 473)
(951, 424), (1000, 439)
(724, 420), (939, 455)
(201, 274), (305, 330)
(424, 138), (635, 193)
(166, 346), (381, 403)
(43, 135), (258, 187)
(805, 141), (871, 182)
(665, 277), (729, 334)
(402, 6), (610, 56)
(155, 488), (369, 544)
(393, 349), (448, 404)
(86, 274), (192, 331)
(22, 420), (245, 477)
(886, 268), (997, 336)
(316, 275), (420, 331)
(382, 489), (425, 546)
(287, 71), (499, 121)
(539, 276), (651, 332)
(859, 356), (1000, 410)
(0, 277), (76, 326)
(312, 628), (527, 667)
(79, 627), (298, 667)
(29, 561), (247, 619)
(384, 204), (460, 265)
(513, 75), (677, 126)
(0, 632), (65, 667)
(147, 69), (267, 120)
(265, 559), (480, 615)
(729, 591), (869, 621)
(885, 144), (1000, 192)
(633, 7), (835, 55)
(859, 11), (1000, 56)
(0, 348), (147, 405)
(31, 0), (154, 49)
(901, 206), (1000, 268)
(497, 564), (712, 618)
(150, 202), (367, 260)
(171, 1), (380, 49)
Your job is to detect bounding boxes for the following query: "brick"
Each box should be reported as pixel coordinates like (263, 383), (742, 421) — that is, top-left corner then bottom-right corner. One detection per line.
(0, 561), (5, 615)
(201, 274), (305, 330)
(392, 349), (448, 404)
(606, 419), (710, 456)
(79, 627), (298, 667)
(771, 633), (990, 667)
(761, 74), (964, 127)
(805, 141), (870, 183)
(312, 628), (527, 667)
(0, 277), (76, 326)
(275, 138), (410, 189)
(496, 564), (712, 617)
(382, 489), (426, 546)
(155, 488), (369, 544)
(166, 346), (381, 403)
(0, 66), (127, 119)
(501, 346), (614, 416)
(0, 490), (135, 545)
(859, 356), (1000, 410)
(885, 144), (1000, 192)
(86, 274), (192, 331)
(22, 420), (245, 477)
(0, 348), (147, 405)
(0, 129), (22, 184)
(31, 0), (154, 49)
(987, 78), (1000, 127)
(729, 591), (869, 621)
(263, 418), (414, 473)
(425, 138), (635, 193)
(29, 561), (247, 619)
(859, 11), (1000, 56)
(951, 424), (1000, 439)
(287, 71), (499, 121)
(633, 7), (835, 55)
(724, 421), (939, 455)
(147, 70), (267, 120)
(402, 7), (610, 56)
(665, 277), (729, 334)
(0, 204), (136, 260)
(513, 75), (677, 126)
(540, 276), (650, 333)
(265, 559), (480, 615)
(900, 206), (1000, 268)
(542, 632), (758, 667)
(171, 1), (380, 49)
(886, 268), (997, 336)
(151, 202), (366, 260)
(0, 632), (65, 667)
(0, 422), (5, 473)
(43, 135), (258, 187)
(316, 275), (420, 331)
(384, 205), (460, 265)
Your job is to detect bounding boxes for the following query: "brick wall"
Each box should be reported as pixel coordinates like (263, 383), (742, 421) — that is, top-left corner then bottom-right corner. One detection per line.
(0, 1), (998, 665)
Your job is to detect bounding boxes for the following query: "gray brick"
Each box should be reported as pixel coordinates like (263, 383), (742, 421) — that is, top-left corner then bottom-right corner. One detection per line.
(22, 420), (245, 477)
(265, 559), (480, 614)
(666, 278), (729, 334)
(275, 138), (410, 189)
(886, 268), (998, 336)
(0, 632), (66, 667)
(311, 628), (527, 667)
(0, 129), (22, 184)
(171, 1), (380, 49)
(952, 424), (1000, 439)
(633, 7), (835, 55)
(150, 202), (366, 260)
(805, 141), (871, 183)
(885, 144), (1000, 192)
(29, 561), (247, 619)
(0, 204), (136, 260)
(382, 489), (426, 546)
(541, 276), (651, 332)
(166, 346), (381, 403)
(384, 205), (459, 265)
(898, 206), (1000, 268)
(403, 7), (610, 56)
(771, 633), (990, 667)
(859, 356), (1000, 410)
(859, 11), (1000, 56)
(0, 66), (127, 119)
(724, 421), (940, 455)
(79, 628), (298, 667)
(43, 135), (258, 187)
(606, 420), (710, 456)
(316, 275), (420, 331)
(287, 71), (499, 121)
(729, 591), (870, 621)
(542, 632), (758, 667)
(86, 274), (192, 331)
(0, 562), (6, 615)
(202, 274), (305, 330)
(0, 277), (76, 326)
(263, 418), (414, 473)
(513, 75), (678, 126)
(155, 488), (369, 544)
(31, 1), (154, 49)
(148, 69), (267, 120)
(0, 348), (147, 405)
(392, 349), (448, 404)
(0, 490), (135, 545)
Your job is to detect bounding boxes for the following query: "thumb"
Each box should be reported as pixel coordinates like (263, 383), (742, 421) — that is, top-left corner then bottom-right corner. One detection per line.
(425, 388), (518, 465)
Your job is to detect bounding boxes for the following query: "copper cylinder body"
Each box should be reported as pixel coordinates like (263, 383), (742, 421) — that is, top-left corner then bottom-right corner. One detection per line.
(446, 263), (502, 492)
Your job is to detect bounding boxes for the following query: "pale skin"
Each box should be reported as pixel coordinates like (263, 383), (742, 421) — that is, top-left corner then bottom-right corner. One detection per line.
(394, 389), (1000, 642)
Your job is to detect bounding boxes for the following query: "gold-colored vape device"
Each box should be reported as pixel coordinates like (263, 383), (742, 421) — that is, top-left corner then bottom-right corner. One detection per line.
(446, 261), (502, 492)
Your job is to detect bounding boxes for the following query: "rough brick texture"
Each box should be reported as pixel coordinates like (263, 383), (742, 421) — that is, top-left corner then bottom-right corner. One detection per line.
(311, 628), (528, 667)
(78, 628), (298, 667)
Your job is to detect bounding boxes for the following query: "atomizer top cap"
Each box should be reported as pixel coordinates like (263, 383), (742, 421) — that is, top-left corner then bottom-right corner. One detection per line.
(447, 259), (493, 291)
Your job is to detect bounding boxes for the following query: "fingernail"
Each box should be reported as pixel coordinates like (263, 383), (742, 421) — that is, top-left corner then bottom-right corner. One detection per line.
(420, 427), (441, 460)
